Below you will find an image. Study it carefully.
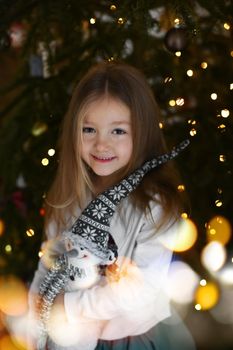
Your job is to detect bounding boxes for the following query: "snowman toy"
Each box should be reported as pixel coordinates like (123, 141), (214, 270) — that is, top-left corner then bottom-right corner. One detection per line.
(63, 232), (116, 291)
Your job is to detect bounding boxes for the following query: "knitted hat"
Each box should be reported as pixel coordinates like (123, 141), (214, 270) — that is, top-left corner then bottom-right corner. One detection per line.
(64, 139), (190, 264)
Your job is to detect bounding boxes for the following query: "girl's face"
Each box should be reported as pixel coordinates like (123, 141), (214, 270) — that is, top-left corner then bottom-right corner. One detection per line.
(80, 96), (133, 186)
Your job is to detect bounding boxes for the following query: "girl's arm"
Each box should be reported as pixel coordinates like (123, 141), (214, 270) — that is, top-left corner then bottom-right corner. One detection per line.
(61, 212), (179, 323)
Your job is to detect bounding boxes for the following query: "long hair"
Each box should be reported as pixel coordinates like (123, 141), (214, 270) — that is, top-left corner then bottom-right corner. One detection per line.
(45, 61), (184, 234)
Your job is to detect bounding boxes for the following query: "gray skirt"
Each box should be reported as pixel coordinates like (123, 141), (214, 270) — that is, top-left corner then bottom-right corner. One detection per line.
(95, 314), (196, 350)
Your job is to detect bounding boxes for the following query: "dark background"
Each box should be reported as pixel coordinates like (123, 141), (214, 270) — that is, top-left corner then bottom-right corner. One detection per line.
(0, 1), (233, 349)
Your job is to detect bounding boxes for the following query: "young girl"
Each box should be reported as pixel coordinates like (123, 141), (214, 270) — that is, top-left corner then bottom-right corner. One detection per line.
(28, 61), (195, 350)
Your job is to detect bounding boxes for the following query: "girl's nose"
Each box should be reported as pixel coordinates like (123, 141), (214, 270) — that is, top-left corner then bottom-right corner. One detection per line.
(95, 134), (110, 151)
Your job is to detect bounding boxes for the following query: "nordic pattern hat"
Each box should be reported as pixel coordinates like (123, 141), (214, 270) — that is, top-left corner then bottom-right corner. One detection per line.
(64, 139), (190, 263)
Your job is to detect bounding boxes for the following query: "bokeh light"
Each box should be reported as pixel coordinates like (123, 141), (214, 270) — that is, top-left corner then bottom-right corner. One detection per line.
(48, 148), (55, 156)
(201, 61), (208, 69)
(217, 265), (233, 285)
(5, 314), (30, 350)
(0, 276), (28, 316)
(201, 241), (226, 272)
(194, 282), (219, 310)
(206, 215), (231, 245)
(162, 218), (197, 252)
(41, 158), (49, 166)
(221, 109), (230, 118)
(0, 219), (5, 236)
(165, 261), (199, 304)
(48, 305), (99, 348)
(39, 241), (56, 269)
(0, 334), (24, 350)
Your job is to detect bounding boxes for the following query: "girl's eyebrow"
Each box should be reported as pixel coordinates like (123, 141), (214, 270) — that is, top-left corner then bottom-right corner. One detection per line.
(111, 121), (131, 125)
(83, 120), (131, 125)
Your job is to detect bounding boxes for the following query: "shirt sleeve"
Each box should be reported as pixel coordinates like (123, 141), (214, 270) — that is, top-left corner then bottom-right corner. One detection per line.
(64, 205), (179, 323)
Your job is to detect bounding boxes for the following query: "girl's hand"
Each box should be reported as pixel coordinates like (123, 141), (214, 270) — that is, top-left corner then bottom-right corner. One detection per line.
(50, 292), (67, 322)
(53, 292), (65, 311)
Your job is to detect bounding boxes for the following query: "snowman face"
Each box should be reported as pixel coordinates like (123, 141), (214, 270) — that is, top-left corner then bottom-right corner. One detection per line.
(65, 239), (103, 268)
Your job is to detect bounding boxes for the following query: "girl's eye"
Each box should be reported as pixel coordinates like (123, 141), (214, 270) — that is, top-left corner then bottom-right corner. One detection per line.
(112, 128), (126, 135)
(82, 127), (95, 134)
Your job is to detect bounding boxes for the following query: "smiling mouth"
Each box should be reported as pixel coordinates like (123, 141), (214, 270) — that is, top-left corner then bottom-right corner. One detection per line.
(92, 155), (116, 162)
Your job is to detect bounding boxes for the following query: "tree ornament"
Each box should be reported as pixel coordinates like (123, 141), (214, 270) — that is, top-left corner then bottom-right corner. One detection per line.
(11, 191), (27, 217)
(164, 26), (190, 52)
(9, 22), (27, 49)
(0, 31), (11, 51)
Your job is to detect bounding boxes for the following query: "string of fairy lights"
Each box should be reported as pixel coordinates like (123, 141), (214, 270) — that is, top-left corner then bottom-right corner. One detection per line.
(0, 4), (233, 347)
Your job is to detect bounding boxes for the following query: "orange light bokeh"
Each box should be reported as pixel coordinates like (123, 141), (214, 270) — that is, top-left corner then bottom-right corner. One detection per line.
(0, 276), (28, 316)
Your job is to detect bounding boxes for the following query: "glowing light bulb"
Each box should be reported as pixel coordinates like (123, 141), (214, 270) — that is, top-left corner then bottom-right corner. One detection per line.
(164, 77), (172, 83)
(188, 119), (196, 125)
(110, 4), (117, 10)
(230, 83), (233, 90)
(187, 69), (193, 77)
(221, 109), (230, 118)
(159, 122), (163, 129)
(174, 18), (180, 25)
(169, 99), (176, 106)
(211, 93), (217, 100)
(218, 124), (226, 129)
(195, 304), (202, 311)
(219, 154), (226, 162)
(223, 23), (230, 30)
(175, 51), (181, 57)
(190, 128), (197, 136)
(117, 17), (124, 24)
(5, 245), (12, 253)
(48, 148), (55, 156)
(89, 18), (96, 24)
(176, 97), (184, 106)
(177, 184), (185, 192)
(181, 212), (188, 219)
(41, 158), (49, 166)
(201, 62), (208, 69)
(26, 228), (35, 237)
(200, 279), (207, 286)
(215, 200), (223, 207)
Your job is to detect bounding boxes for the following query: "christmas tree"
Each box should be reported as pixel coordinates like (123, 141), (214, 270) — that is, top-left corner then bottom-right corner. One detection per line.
(0, 1), (232, 349)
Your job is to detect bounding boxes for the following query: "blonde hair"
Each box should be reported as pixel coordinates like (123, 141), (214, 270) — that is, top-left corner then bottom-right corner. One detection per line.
(45, 61), (184, 233)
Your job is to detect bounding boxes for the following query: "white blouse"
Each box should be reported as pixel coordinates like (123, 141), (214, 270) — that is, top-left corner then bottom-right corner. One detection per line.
(29, 197), (180, 342)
